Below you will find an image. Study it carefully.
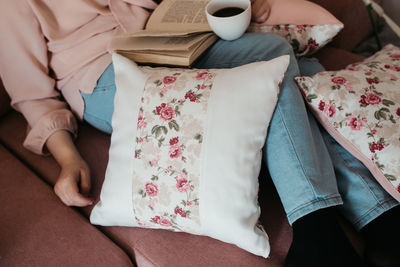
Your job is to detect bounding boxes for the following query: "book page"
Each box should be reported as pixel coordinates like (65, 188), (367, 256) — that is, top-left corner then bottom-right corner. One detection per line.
(117, 30), (207, 38)
(111, 33), (214, 52)
(146, 0), (212, 32)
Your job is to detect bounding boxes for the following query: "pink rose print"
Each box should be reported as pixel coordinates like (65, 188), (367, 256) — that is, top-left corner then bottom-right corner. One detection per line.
(397, 184), (400, 193)
(164, 165), (173, 174)
(156, 103), (175, 122)
(178, 172), (187, 180)
(296, 25), (306, 33)
(159, 218), (173, 227)
(186, 201), (192, 206)
(135, 151), (140, 159)
(396, 108), (400, 116)
(160, 85), (172, 95)
(196, 71), (209, 80)
(151, 155), (160, 166)
(185, 91), (197, 102)
(390, 54), (400, 59)
(318, 100), (325, 111)
(145, 182), (159, 197)
(345, 83), (354, 92)
(365, 93), (382, 105)
(163, 76), (177, 84)
(307, 39), (319, 51)
(359, 95), (368, 106)
(137, 110), (146, 129)
(347, 116), (363, 130)
(151, 216), (161, 224)
(369, 142), (385, 153)
(371, 129), (377, 135)
(367, 78), (379, 84)
(169, 137), (179, 145)
(176, 178), (190, 192)
(169, 144), (182, 158)
(149, 198), (157, 208)
(323, 104), (336, 117)
(331, 76), (347, 85)
(174, 207), (187, 218)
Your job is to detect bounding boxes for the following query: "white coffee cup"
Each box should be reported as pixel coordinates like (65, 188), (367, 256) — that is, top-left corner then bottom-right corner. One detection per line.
(205, 0), (251, 41)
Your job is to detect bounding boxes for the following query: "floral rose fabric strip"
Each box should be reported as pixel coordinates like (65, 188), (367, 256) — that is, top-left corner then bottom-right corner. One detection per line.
(132, 69), (216, 233)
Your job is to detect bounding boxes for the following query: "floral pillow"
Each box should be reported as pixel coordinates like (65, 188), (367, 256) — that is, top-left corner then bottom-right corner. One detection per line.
(295, 44), (400, 201)
(248, 24), (343, 56)
(90, 53), (290, 257)
(247, 0), (343, 56)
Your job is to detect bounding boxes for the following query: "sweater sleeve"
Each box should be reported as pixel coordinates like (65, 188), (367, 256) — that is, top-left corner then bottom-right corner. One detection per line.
(0, 1), (78, 155)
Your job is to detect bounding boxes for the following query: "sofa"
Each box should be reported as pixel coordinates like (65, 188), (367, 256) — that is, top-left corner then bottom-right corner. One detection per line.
(0, 0), (383, 266)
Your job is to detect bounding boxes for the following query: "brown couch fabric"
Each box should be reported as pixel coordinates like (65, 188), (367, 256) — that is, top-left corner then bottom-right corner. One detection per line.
(0, 112), (292, 266)
(0, 145), (133, 267)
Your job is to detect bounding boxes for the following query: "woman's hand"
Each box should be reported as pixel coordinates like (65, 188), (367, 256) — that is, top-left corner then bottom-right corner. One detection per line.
(46, 130), (94, 207)
(54, 157), (93, 207)
(251, 0), (271, 23)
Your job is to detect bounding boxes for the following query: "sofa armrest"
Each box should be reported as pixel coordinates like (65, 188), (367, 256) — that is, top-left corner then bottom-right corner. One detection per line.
(311, 0), (382, 52)
(0, 79), (11, 118)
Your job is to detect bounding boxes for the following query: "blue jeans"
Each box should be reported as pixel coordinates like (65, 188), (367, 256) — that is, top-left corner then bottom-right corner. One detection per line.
(82, 33), (398, 230)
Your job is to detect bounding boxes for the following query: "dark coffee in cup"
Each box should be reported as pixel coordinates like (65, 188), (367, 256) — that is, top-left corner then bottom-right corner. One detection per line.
(205, 0), (251, 40)
(212, 7), (245, 17)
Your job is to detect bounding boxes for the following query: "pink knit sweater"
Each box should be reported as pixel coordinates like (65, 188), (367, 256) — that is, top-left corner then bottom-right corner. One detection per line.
(0, 0), (157, 154)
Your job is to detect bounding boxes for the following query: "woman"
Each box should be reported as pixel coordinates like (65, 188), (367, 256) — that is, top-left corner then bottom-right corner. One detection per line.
(0, 1), (398, 266)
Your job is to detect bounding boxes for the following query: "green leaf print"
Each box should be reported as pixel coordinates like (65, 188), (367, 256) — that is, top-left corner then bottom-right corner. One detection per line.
(306, 94), (317, 103)
(382, 99), (395, 106)
(384, 174), (396, 181)
(168, 120), (180, 131)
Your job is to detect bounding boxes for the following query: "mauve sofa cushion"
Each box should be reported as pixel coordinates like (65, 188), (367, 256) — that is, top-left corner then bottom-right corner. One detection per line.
(0, 145), (133, 267)
(0, 112), (292, 266)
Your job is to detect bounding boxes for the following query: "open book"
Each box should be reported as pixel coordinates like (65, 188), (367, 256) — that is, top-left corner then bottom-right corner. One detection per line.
(111, 0), (218, 66)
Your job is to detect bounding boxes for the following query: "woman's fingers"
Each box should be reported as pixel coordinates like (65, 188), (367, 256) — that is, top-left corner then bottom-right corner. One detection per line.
(54, 165), (93, 207)
(79, 165), (91, 196)
(251, 0), (271, 23)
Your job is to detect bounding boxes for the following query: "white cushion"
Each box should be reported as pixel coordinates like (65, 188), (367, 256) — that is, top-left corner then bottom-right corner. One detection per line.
(90, 53), (290, 258)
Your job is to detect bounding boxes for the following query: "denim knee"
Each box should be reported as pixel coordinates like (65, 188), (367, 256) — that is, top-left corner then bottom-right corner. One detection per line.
(193, 33), (294, 69)
(81, 64), (115, 134)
